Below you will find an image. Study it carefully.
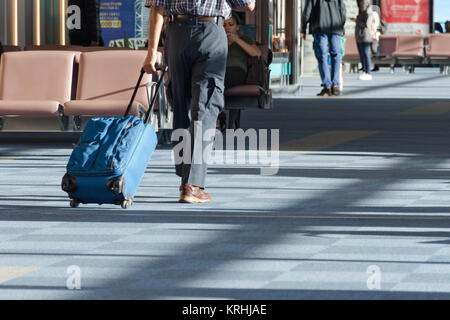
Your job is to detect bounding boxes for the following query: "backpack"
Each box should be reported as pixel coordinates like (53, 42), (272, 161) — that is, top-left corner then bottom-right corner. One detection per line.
(367, 10), (380, 41)
(379, 19), (388, 34)
(246, 48), (273, 88)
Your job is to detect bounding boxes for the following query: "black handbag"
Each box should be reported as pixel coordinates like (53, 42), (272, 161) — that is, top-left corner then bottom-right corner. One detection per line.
(246, 56), (268, 87)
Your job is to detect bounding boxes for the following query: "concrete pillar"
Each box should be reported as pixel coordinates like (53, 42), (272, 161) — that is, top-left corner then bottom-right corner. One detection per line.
(0, 1), (6, 43)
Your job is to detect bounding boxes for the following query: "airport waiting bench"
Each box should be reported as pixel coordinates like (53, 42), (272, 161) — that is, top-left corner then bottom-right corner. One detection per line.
(22, 45), (171, 135)
(0, 49), (163, 132)
(342, 34), (360, 73)
(0, 51), (75, 130)
(0, 45), (21, 64)
(343, 34), (399, 73)
(63, 50), (155, 131)
(343, 34), (450, 74)
(391, 34), (425, 73)
(0, 44), (273, 133)
(426, 34), (450, 75)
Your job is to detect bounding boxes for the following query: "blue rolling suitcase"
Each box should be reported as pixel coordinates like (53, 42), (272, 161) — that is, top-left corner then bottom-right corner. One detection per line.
(61, 68), (166, 209)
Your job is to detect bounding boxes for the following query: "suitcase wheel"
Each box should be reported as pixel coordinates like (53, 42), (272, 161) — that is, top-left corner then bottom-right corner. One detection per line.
(121, 197), (133, 209)
(62, 173), (78, 193)
(70, 199), (80, 208)
(106, 176), (125, 195)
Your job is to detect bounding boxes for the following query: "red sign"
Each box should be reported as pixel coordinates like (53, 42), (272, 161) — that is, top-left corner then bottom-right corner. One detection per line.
(381, 0), (430, 24)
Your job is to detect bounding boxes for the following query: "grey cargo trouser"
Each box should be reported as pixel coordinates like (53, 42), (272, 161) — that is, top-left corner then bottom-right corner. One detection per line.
(165, 17), (227, 189)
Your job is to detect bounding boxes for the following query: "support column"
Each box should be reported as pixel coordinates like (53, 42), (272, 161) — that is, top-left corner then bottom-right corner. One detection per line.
(0, 1), (6, 43)
(59, 0), (67, 45)
(285, 0), (300, 84)
(33, 0), (41, 45)
(11, 0), (18, 45)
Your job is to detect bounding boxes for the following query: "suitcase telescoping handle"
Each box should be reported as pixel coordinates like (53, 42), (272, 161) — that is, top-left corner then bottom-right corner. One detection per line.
(124, 66), (168, 124)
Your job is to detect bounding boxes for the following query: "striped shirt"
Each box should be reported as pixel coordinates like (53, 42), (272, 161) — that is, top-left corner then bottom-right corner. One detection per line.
(145, 0), (255, 19)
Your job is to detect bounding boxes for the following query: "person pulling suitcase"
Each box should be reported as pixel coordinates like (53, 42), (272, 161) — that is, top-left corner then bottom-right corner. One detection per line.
(143, 0), (256, 203)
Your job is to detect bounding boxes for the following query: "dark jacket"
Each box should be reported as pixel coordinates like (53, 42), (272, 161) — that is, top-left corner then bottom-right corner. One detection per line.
(68, 0), (103, 46)
(301, 0), (347, 36)
(355, 6), (372, 42)
(355, 0), (380, 43)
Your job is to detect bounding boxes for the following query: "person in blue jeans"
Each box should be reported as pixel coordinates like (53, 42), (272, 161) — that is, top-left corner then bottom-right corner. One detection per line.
(313, 34), (343, 94)
(301, 0), (347, 96)
(356, 41), (372, 80)
(352, 0), (378, 80)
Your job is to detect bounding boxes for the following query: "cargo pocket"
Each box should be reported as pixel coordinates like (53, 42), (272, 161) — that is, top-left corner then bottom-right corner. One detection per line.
(204, 78), (224, 113)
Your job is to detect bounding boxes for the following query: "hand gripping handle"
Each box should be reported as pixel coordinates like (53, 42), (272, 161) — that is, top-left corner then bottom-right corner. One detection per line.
(124, 66), (168, 124)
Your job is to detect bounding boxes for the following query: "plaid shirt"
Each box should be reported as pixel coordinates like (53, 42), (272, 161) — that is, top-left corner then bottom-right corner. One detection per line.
(145, 0), (255, 19)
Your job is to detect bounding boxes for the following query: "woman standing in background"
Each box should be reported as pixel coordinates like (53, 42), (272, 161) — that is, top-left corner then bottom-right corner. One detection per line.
(352, 0), (379, 81)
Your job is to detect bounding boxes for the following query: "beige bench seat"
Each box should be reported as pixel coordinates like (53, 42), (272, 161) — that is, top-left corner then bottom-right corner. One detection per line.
(0, 100), (61, 115)
(63, 100), (143, 117)
(392, 35), (424, 58)
(224, 84), (263, 97)
(0, 51), (76, 129)
(63, 51), (154, 122)
(426, 34), (450, 58)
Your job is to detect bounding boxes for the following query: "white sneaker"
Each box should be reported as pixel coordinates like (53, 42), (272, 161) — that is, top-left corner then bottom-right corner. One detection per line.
(358, 73), (372, 81)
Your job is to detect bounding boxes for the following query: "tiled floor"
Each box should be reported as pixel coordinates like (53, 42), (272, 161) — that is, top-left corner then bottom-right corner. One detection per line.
(1, 69), (450, 299)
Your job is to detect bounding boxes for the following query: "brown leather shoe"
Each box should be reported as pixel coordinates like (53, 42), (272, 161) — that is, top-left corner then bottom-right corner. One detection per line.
(317, 88), (332, 97)
(179, 184), (211, 203)
(331, 86), (340, 96)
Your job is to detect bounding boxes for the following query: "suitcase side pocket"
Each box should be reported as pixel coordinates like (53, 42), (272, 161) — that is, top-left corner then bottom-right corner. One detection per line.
(67, 118), (113, 173)
(93, 117), (144, 174)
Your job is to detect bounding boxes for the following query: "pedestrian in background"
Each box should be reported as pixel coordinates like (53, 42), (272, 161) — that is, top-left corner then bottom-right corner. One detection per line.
(143, 0), (256, 203)
(301, 0), (347, 97)
(434, 22), (444, 33)
(351, 0), (379, 80)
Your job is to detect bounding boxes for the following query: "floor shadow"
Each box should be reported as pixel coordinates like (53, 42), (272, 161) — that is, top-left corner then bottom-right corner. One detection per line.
(2, 97), (450, 299)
